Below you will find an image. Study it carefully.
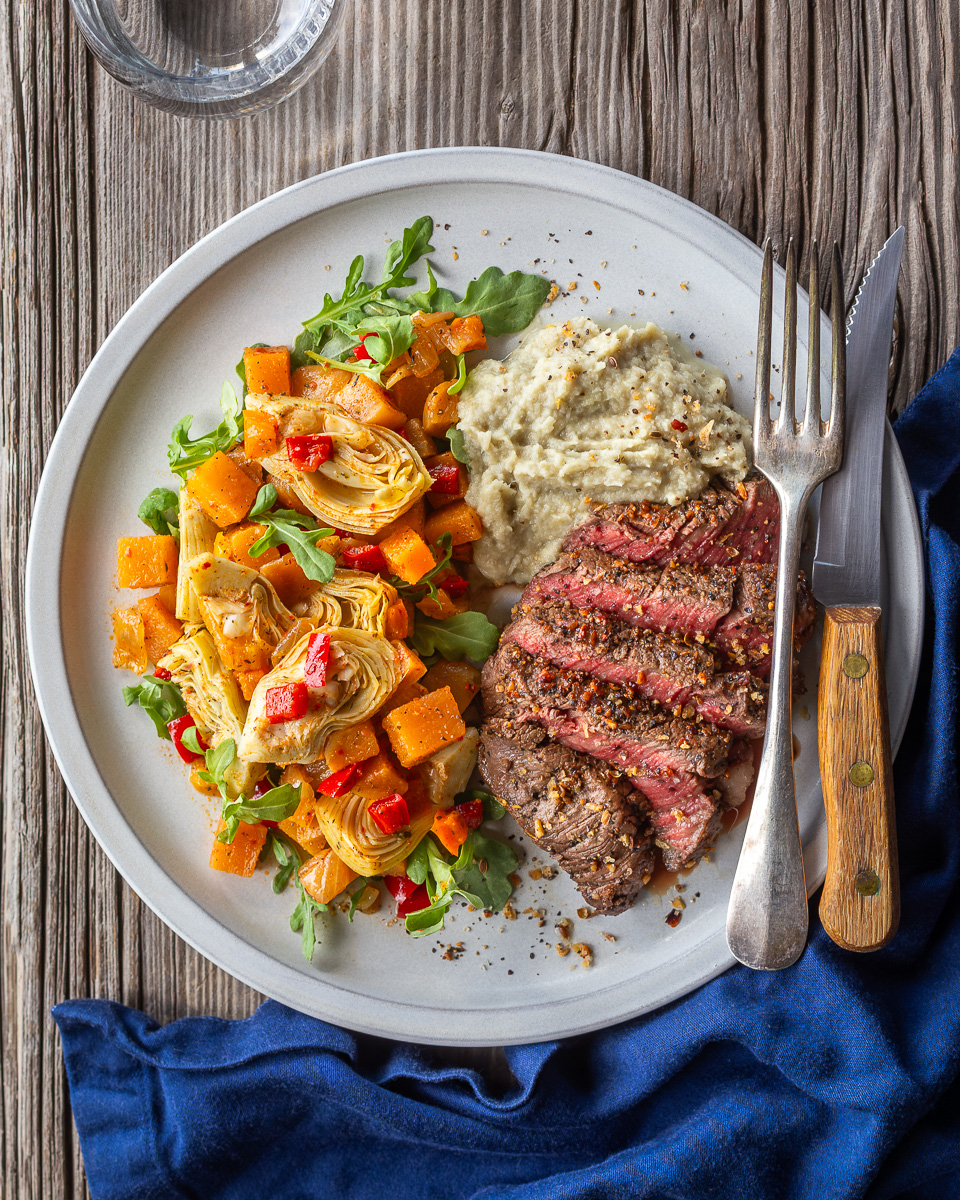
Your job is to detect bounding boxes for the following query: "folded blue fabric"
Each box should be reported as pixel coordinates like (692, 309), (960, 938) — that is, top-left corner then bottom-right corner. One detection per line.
(54, 351), (960, 1200)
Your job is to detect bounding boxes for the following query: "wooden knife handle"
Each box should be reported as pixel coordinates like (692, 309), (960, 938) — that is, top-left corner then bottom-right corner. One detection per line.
(818, 606), (899, 951)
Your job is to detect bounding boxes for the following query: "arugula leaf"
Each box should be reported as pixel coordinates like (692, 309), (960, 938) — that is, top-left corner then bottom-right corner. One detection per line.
(446, 426), (470, 467)
(430, 267), (552, 337)
(357, 313), (416, 370)
(455, 833), (518, 911)
(197, 738), (238, 800)
(167, 382), (243, 478)
(381, 216), (435, 287)
(181, 725), (204, 756)
(122, 674), (187, 739)
(347, 878), (373, 923)
(410, 610), (500, 663)
(402, 830), (517, 937)
(269, 832), (301, 893)
(290, 872), (328, 961)
(386, 533), (453, 604)
(407, 260), (438, 311)
(404, 896), (453, 937)
(138, 488), (180, 539)
(217, 782), (303, 844)
(447, 354), (468, 396)
(248, 485), (336, 584)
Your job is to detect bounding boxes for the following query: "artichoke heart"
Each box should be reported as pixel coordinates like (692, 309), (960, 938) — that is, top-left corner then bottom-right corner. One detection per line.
(189, 552), (295, 672)
(158, 627), (264, 796)
(176, 488), (217, 625)
(238, 626), (399, 765)
(247, 395), (431, 535)
(296, 569), (398, 637)
(313, 790), (435, 877)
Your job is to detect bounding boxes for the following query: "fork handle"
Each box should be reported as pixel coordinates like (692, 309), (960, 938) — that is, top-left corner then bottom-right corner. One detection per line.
(818, 606), (899, 951)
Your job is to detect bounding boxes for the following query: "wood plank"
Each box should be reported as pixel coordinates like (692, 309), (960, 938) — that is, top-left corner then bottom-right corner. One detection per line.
(2, 1), (956, 1195)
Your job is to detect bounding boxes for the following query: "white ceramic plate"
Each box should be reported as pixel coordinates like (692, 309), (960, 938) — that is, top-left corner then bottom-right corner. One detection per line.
(26, 149), (923, 1045)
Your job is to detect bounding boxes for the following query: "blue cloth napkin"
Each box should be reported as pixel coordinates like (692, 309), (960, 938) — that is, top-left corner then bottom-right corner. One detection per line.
(54, 350), (960, 1200)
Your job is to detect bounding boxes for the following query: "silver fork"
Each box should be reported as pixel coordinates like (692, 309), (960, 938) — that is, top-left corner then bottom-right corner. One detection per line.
(725, 239), (845, 971)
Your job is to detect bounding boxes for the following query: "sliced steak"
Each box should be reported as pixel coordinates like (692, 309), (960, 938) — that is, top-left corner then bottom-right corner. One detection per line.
(564, 473), (780, 567)
(482, 642), (732, 779)
(713, 565), (816, 677)
(505, 602), (767, 737)
(479, 729), (654, 914)
(524, 548), (736, 638)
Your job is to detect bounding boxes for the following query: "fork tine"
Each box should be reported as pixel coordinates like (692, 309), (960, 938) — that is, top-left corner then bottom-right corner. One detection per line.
(829, 242), (846, 443)
(753, 239), (774, 454)
(802, 242), (820, 435)
(781, 239), (798, 433)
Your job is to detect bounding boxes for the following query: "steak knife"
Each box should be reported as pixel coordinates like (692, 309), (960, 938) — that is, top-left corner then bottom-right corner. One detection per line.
(812, 227), (904, 952)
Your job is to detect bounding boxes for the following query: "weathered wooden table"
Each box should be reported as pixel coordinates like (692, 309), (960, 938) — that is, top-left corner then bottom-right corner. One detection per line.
(2, 2), (955, 1194)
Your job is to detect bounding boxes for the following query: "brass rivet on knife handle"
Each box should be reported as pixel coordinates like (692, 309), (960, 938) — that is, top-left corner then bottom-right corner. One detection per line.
(818, 605), (899, 951)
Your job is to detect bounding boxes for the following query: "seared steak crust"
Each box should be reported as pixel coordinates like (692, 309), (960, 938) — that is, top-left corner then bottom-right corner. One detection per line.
(482, 642), (732, 779)
(713, 564), (816, 677)
(505, 602), (767, 737)
(564, 473), (780, 568)
(479, 729), (654, 914)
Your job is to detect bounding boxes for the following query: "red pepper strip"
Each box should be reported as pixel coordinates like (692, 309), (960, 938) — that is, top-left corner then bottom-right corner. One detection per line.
(153, 666), (172, 681)
(252, 777), (275, 797)
(353, 332), (375, 362)
(384, 875), (431, 917)
(341, 544), (388, 573)
(168, 714), (207, 763)
(315, 762), (363, 798)
(428, 463), (462, 494)
(286, 434), (334, 472)
(367, 793), (410, 835)
(303, 632), (332, 687)
(265, 682), (309, 724)
(396, 425), (410, 442)
(439, 574), (468, 599)
(670, 419), (688, 432)
(457, 798), (484, 830)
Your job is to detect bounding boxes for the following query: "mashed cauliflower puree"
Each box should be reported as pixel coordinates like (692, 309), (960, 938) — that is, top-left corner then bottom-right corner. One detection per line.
(457, 317), (753, 585)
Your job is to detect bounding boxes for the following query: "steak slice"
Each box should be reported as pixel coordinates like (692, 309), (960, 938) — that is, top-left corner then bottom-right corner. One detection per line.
(479, 728), (654, 914)
(524, 548), (736, 638)
(639, 774), (723, 871)
(564, 473), (780, 567)
(505, 602), (767, 737)
(482, 642), (732, 779)
(713, 565), (816, 677)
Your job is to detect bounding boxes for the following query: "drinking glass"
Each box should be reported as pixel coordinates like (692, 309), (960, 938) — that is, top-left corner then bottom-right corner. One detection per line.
(69, 0), (346, 119)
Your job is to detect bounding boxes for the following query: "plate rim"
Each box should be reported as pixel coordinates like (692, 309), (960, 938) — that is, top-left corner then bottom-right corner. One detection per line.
(26, 147), (925, 1044)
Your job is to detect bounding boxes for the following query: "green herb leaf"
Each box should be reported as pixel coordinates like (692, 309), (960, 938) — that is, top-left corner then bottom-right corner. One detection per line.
(448, 355), (468, 397)
(430, 267), (552, 337)
(197, 738), (237, 800)
(404, 894), (453, 937)
(122, 674), (187, 739)
(270, 833), (302, 894)
(290, 870), (328, 961)
(382, 216), (436, 288)
(347, 878), (373, 923)
(247, 485), (336, 583)
(407, 260), (438, 310)
(357, 313), (416, 369)
(446, 426), (470, 467)
(386, 532), (453, 604)
(410, 610), (500, 663)
(217, 781), (303, 845)
(167, 382), (243, 478)
(402, 828), (517, 936)
(137, 488), (180, 539)
(455, 833), (518, 911)
(180, 725), (204, 756)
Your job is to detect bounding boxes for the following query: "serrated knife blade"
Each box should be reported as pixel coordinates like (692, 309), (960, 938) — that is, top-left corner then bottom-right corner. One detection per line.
(812, 227), (904, 604)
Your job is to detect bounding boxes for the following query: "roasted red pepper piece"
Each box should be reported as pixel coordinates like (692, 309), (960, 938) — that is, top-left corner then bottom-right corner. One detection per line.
(384, 875), (430, 917)
(303, 632), (332, 687)
(428, 463), (462, 494)
(316, 762), (364, 798)
(456, 798), (484, 830)
(352, 332), (375, 362)
(168, 714), (207, 763)
(438, 573), (468, 599)
(265, 681), (309, 724)
(153, 666), (172, 681)
(286, 434), (334, 472)
(367, 793), (410, 835)
(341, 544), (388, 573)
(670, 419), (688, 432)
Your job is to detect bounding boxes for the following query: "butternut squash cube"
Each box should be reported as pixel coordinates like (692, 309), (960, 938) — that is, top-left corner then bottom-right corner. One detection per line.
(243, 345), (291, 396)
(214, 522), (280, 570)
(299, 850), (358, 906)
(260, 553), (319, 608)
(136, 593), (184, 664)
(379, 527), (436, 584)
(354, 753), (410, 800)
(381, 686), (466, 768)
(116, 535), (179, 588)
(243, 409), (280, 459)
(112, 606), (147, 672)
(323, 720), (379, 774)
(186, 451), (261, 529)
(421, 380), (458, 437)
(209, 818), (267, 877)
(424, 500), (482, 547)
(420, 660), (482, 714)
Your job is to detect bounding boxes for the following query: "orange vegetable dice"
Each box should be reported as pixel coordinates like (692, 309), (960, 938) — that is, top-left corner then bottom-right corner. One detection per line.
(137, 593), (184, 663)
(243, 345), (291, 396)
(190, 765), (220, 796)
(381, 686), (466, 768)
(354, 753), (410, 800)
(324, 720), (379, 773)
(442, 315), (487, 354)
(214, 522), (280, 570)
(290, 363), (351, 402)
(235, 667), (267, 700)
(260, 553), (319, 607)
(415, 588), (461, 620)
(393, 641), (427, 689)
(278, 768), (328, 855)
(112, 606), (147, 672)
(421, 660), (482, 714)
(337, 375), (406, 429)
(424, 452), (468, 509)
(387, 366), (446, 420)
(299, 850), (357, 906)
(186, 451), (261, 529)
(158, 583), (178, 612)
(424, 500), (482, 547)
(244, 409), (280, 458)
(384, 600), (409, 640)
(402, 417), (438, 459)
(421, 381), (458, 437)
(451, 543), (474, 564)
(116, 535), (179, 588)
(209, 818), (267, 877)
(375, 498), (426, 543)
(379, 527), (436, 584)
(432, 808), (470, 856)
(380, 679), (428, 717)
